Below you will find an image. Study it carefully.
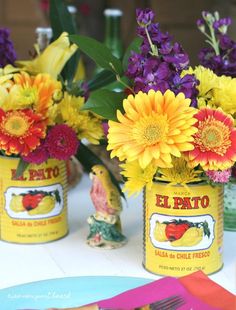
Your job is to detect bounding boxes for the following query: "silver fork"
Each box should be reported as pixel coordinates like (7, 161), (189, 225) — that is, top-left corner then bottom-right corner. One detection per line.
(147, 294), (185, 310)
(100, 294), (185, 310)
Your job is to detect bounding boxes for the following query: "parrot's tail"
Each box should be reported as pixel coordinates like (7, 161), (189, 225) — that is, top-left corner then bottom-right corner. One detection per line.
(115, 216), (122, 233)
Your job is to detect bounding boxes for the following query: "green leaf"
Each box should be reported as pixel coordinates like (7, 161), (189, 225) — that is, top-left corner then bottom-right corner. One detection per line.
(49, 0), (80, 82)
(203, 221), (210, 238)
(122, 37), (142, 71)
(81, 89), (125, 121)
(88, 70), (116, 91)
(15, 159), (29, 179)
(63, 52), (80, 84)
(49, 0), (75, 39)
(75, 142), (125, 199)
(54, 189), (61, 204)
(70, 35), (123, 76)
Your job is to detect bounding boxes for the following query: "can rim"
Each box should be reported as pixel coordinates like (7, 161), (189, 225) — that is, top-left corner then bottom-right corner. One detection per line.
(152, 180), (223, 188)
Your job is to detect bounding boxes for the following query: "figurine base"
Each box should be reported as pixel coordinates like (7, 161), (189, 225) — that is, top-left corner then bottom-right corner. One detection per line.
(87, 215), (127, 249)
(87, 236), (127, 249)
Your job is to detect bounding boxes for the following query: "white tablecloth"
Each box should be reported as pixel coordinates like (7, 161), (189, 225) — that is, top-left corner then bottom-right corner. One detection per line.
(0, 174), (235, 294)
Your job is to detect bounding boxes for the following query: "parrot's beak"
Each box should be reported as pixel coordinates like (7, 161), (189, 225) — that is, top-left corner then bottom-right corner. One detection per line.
(89, 172), (94, 180)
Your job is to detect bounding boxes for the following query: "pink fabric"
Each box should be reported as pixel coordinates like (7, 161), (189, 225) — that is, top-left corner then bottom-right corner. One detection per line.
(98, 276), (216, 309)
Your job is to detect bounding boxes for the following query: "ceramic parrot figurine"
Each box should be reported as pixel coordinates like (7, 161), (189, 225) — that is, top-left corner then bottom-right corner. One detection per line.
(90, 165), (122, 222)
(87, 165), (127, 249)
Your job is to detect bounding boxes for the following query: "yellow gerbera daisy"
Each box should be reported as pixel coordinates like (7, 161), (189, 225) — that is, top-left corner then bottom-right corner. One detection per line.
(57, 92), (103, 144)
(156, 157), (202, 186)
(107, 89), (198, 169)
(120, 160), (157, 196)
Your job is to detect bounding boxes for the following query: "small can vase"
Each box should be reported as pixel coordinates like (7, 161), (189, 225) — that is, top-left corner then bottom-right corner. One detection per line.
(0, 156), (68, 243)
(224, 182), (236, 231)
(143, 182), (223, 277)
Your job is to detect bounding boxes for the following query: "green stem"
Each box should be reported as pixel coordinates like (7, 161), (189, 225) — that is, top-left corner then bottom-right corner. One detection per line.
(145, 27), (158, 56)
(109, 62), (135, 94)
(208, 24), (220, 55)
(201, 31), (213, 41)
(116, 75), (135, 95)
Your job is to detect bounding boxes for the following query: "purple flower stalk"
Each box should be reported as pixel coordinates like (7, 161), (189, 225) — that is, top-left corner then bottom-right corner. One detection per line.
(0, 28), (17, 67)
(126, 8), (198, 105)
(197, 11), (236, 77)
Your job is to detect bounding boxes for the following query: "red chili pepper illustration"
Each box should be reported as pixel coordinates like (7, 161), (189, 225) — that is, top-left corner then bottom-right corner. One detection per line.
(165, 222), (190, 241)
(22, 193), (44, 210)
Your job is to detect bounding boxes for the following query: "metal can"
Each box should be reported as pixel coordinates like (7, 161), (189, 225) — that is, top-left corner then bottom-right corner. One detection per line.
(0, 156), (68, 243)
(143, 182), (223, 276)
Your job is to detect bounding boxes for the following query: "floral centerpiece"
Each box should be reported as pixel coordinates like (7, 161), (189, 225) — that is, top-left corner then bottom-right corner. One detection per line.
(0, 0), (109, 244)
(0, 32), (103, 176)
(75, 8), (236, 194)
(196, 11), (236, 230)
(69, 7), (236, 275)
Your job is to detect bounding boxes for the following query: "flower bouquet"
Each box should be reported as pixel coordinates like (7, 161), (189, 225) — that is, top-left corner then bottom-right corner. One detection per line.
(71, 9), (236, 192)
(197, 11), (236, 231)
(0, 0), (111, 243)
(69, 8), (236, 275)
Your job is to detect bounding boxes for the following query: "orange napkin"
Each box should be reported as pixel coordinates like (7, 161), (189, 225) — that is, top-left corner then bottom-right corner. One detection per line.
(179, 271), (236, 310)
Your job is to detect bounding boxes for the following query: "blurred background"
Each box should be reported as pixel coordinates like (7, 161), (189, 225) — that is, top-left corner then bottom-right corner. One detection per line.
(0, 0), (236, 77)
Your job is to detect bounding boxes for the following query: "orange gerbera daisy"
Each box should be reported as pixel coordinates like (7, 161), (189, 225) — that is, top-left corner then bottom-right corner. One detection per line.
(0, 108), (47, 156)
(107, 90), (198, 169)
(187, 108), (236, 170)
(13, 72), (61, 118)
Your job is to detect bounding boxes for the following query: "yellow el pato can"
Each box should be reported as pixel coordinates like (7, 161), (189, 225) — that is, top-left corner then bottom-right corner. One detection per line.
(0, 156), (68, 244)
(143, 182), (223, 276)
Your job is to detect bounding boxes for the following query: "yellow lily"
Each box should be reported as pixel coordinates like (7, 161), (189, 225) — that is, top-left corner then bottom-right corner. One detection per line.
(16, 32), (78, 79)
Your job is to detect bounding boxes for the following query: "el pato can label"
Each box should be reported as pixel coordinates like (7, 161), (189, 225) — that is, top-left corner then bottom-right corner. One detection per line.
(0, 157), (68, 243)
(143, 182), (223, 276)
